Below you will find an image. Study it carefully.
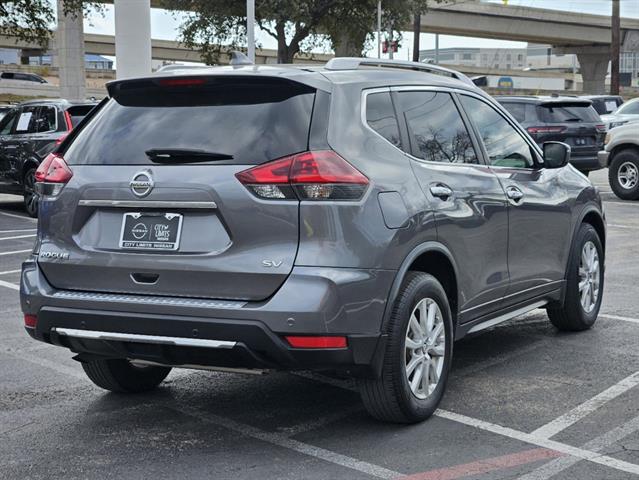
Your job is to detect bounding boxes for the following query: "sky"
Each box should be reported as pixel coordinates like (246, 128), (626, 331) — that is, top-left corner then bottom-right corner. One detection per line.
(81, 0), (639, 64)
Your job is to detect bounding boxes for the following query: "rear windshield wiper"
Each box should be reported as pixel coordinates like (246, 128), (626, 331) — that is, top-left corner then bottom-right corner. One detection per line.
(145, 148), (234, 164)
(563, 118), (583, 122)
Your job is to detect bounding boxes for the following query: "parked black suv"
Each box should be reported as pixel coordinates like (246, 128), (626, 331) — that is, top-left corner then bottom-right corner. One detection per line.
(496, 96), (606, 174)
(0, 99), (96, 216)
(582, 95), (624, 116)
(21, 59), (606, 423)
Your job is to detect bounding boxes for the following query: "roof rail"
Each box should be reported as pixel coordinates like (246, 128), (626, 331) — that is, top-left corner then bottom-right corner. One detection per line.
(324, 57), (476, 87)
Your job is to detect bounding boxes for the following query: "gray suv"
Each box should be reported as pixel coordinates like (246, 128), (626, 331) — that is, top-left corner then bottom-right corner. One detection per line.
(21, 59), (606, 423)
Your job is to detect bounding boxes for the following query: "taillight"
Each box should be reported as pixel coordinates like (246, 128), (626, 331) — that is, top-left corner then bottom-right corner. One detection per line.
(63, 110), (73, 130)
(34, 153), (73, 197)
(526, 126), (567, 135)
(236, 150), (369, 201)
(24, 314), (37, 329)
(285, 336), (348, 349)
(595, 124), (607, 133)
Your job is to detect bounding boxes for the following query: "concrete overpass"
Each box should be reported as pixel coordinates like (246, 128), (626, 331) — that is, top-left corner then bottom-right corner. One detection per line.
(0, 33), (331, 65)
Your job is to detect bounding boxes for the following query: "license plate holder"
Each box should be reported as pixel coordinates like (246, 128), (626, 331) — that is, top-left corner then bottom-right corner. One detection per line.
(119, 212), (183, 251)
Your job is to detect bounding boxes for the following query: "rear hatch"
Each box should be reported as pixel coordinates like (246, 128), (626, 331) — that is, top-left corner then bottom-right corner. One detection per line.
(531, 101), (605, 157)
(36, 75), (317, 301)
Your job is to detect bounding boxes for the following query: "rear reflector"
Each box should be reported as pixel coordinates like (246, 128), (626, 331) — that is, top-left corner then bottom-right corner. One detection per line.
(526, 126), (567, 134)
(236, 151), (368, 201)
(24, 314), (37, 329)
(285, 336), (348, 349)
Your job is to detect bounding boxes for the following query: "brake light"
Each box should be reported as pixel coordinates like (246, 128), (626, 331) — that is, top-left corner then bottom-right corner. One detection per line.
(285, 336), (348, 349)
(34, 153), (73, 197)
(526, 126), (567, 134)
(24, 314), (37, 329)
(236, 151), (369, 201)
(595, 124), (607, 132)
(158, 77), (207, 87)
(63, 110), (73, 130)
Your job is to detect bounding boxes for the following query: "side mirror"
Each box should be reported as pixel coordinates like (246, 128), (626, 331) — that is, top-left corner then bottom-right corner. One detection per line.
(543, 141), (570, 169)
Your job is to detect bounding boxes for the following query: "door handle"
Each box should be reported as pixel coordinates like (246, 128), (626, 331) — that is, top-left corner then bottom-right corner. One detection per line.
(506, 186), (524, 202)
(429, 184), (453, 199)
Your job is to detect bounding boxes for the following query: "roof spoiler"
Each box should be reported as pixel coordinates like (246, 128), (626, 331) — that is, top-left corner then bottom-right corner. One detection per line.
(325, 57), (476, 87)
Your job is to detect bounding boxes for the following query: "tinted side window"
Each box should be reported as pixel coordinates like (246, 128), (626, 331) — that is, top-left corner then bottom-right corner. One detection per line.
(460, 95), (534, 168)
(396, 91), (478, 164)
(500, 102), (526, 123)
(34, 106), (57, 132)
(0, 109), (18, 135)
(366, 92), (401, 148)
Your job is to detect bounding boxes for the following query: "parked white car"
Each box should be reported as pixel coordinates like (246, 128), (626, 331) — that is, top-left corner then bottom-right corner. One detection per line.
(598, 123), (639, 200)
(601, 97), (639, 130)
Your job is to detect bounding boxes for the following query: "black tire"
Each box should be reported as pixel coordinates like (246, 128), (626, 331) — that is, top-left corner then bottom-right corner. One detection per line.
(82, 359), (171, 393)
(608, 149), (639, 200)
(23, 167), (38, 218)
(358, 272), (454, 423)
(547, 223), (604, 331)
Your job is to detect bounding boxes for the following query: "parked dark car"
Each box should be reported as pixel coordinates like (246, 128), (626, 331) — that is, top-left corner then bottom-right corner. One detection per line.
(0, 71), (48, 84)
(496, 96), (606, 174)
(582, 95), (624, 116)
(0, 99), (96, 216)
(22, 59), (605, 423)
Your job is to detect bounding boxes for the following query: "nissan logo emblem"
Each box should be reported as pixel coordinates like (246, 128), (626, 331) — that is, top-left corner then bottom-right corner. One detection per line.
(130, 171), (154, 197)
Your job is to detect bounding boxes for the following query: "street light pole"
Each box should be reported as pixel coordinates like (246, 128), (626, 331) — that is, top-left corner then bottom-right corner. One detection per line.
(611, 0), (620, 94)
(247, 0), (255, 63)
(377, 1), (382, 59)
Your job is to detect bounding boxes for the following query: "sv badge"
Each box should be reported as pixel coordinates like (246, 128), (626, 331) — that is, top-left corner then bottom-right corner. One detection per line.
(262, 260), (283, 268)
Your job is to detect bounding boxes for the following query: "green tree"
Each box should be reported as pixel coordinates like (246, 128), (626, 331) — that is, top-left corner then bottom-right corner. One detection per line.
(162, 0), (432, 64)
(0, 0), (102, 49)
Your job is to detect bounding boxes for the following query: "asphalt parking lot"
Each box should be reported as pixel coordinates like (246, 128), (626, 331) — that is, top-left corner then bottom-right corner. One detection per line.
(0, 169), (638, 480)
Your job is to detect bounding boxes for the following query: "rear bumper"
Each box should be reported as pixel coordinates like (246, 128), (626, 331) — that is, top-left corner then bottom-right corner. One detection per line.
(597, 150), (610, 167)
(21, 258), (394, 377)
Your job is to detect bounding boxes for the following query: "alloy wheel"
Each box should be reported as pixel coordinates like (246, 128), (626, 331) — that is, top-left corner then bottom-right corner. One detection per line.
(617, 161), (638, 190)
(579, 241), (600, 313)
(404, 298), (446, 400)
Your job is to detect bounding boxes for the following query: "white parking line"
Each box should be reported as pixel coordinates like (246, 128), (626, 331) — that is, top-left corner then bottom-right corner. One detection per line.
(0, 269), (21, 275)
(0, 279), (19, 290)
(531, 371), (639, 439)
(0, 234), (36, 241)
(0, 229), (36, 233)
(518, 414), (639, 480)
(600, 313), (639, 325)
(0, 211), (36, 221)
(179, 406), (401, 479)
(607, 223), (639, 230)
(0, 249), (31, 256)
(437, 410), (639, 476)
(1, 349), (86, 381)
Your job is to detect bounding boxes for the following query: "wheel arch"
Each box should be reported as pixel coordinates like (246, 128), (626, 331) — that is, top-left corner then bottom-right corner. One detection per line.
(382, 242), (460, 333)
(609, 143), (639, 166)
(21, 157), (40, 184)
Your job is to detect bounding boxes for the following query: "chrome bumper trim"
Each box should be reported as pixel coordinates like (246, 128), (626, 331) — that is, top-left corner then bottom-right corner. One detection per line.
(78, 200), (217, 209)
(53, 327), (237, 349)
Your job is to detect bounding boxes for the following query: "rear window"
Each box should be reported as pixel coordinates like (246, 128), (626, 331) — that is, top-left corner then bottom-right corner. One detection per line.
(64, 77), (316, 166)
(537, 103), (600, 123)
(500, 102), (527, 123)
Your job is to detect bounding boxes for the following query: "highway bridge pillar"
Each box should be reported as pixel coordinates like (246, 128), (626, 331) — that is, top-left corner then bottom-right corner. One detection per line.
(114, 0), (152, 79)
(56, 0), (86, 101)
(577, 52), (610, 94)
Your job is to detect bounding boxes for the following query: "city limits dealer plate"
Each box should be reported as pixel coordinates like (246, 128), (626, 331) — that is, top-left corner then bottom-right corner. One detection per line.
(119, 212), (183, 251)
